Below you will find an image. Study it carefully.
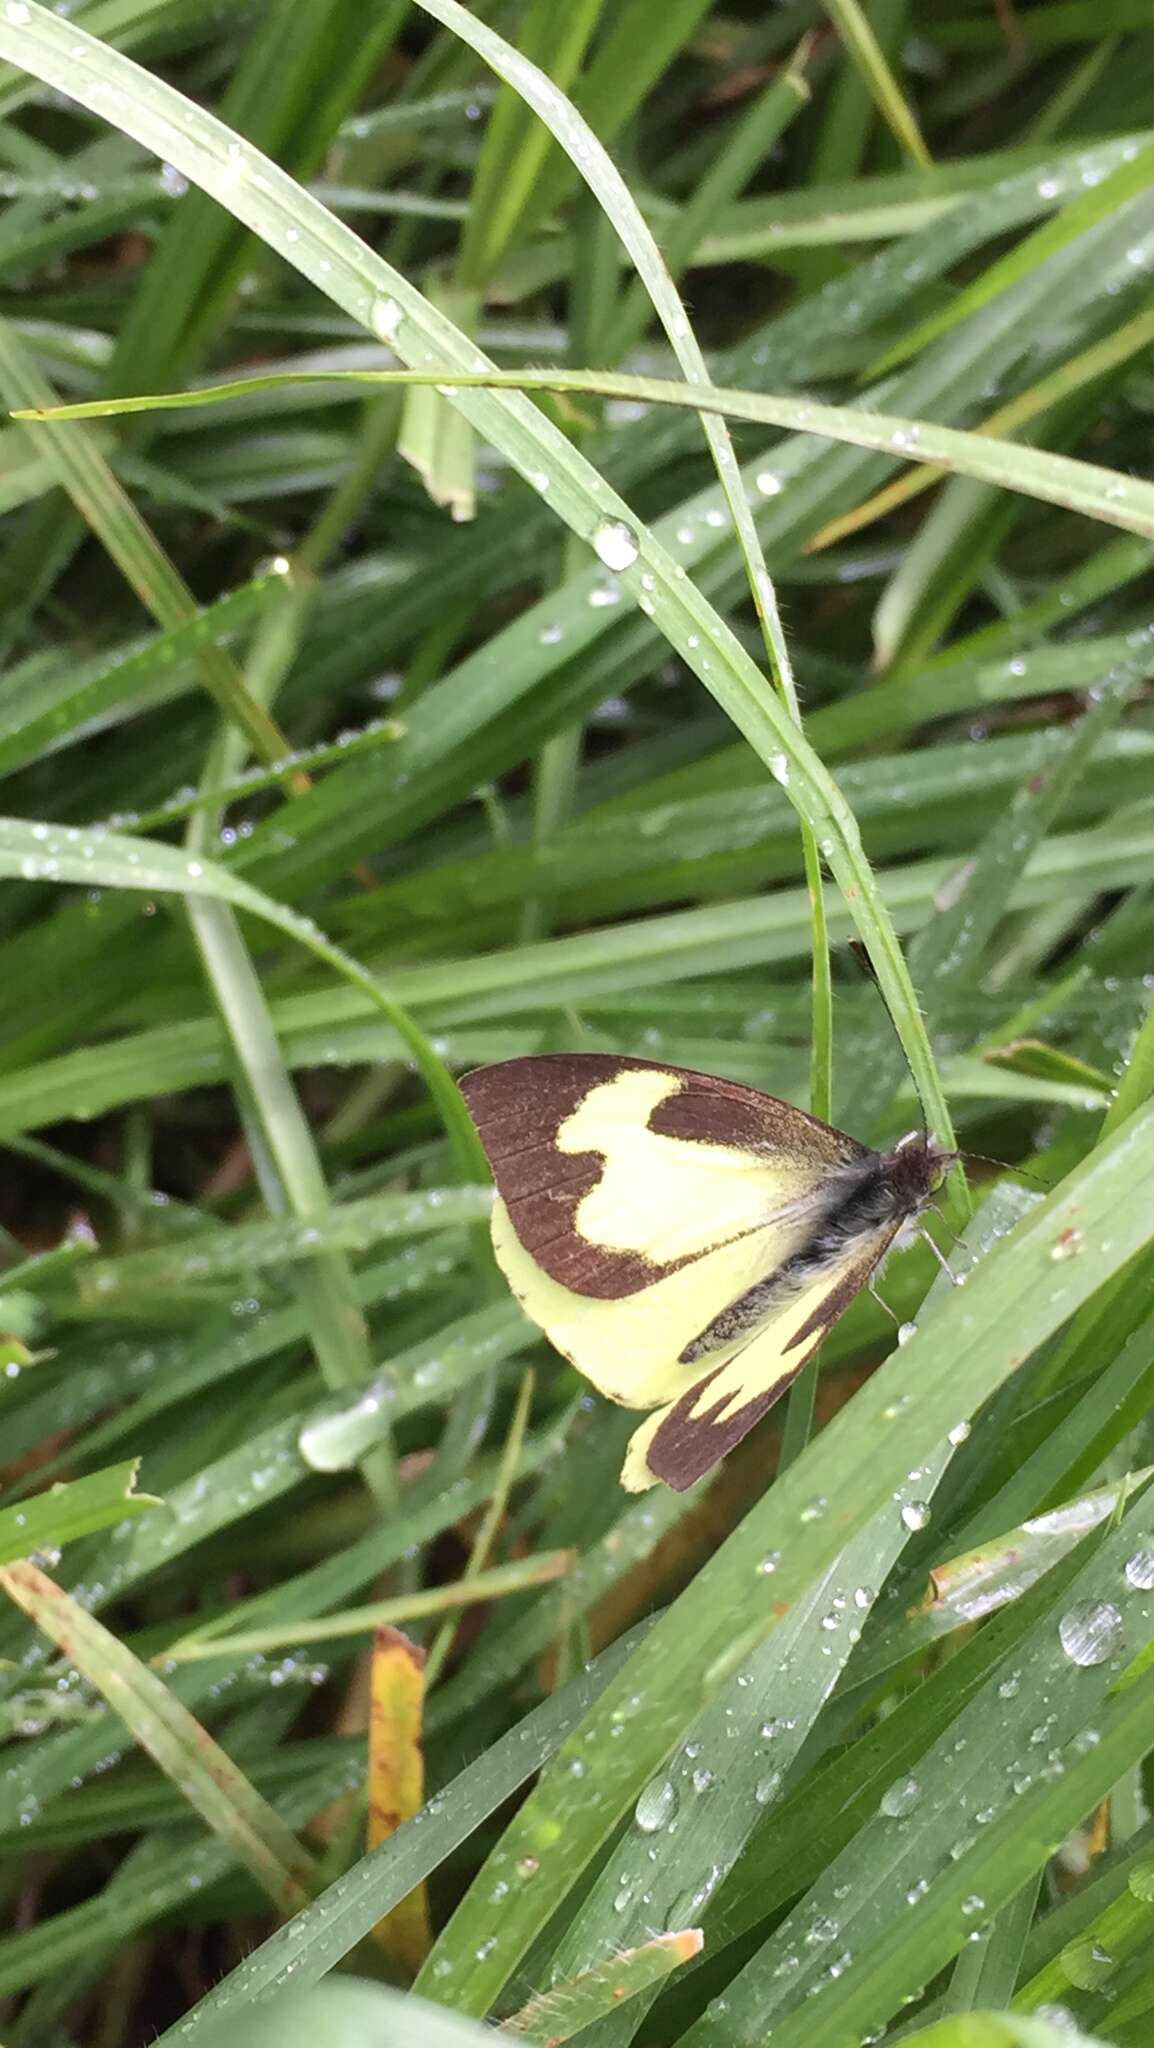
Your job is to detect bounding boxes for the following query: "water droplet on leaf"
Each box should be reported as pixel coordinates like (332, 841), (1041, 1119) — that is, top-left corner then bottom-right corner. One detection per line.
(1058, 1599), (1123, 1667)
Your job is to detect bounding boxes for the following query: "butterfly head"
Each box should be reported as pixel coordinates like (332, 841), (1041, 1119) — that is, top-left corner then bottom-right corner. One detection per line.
(887, 1130), (957, 1213)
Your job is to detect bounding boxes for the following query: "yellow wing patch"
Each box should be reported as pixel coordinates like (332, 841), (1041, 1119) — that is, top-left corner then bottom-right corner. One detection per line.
(558, 1068), (818, 1267)
(492, 1192), (815, 1414)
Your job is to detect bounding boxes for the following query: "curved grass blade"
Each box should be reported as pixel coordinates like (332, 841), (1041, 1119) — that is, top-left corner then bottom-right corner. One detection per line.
(27, 366), (1154, 544)
(0, 815), (483, 1179)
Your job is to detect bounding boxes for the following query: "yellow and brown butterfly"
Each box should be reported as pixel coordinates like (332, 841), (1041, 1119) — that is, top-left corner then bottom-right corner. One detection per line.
(459, 1054), (953, 1493)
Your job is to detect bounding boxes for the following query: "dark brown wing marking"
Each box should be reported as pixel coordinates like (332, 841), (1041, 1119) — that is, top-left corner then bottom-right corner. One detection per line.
(460, 1056), (663, 1297)
(460, 1054), (864, 1302)
(649, 1070), (864, 1167)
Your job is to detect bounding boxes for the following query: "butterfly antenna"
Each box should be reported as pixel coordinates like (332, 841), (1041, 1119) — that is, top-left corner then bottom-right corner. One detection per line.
(957, 1147), (1048, 1190)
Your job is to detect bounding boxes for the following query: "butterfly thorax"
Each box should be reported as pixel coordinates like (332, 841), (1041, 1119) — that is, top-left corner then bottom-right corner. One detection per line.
(679, 1132), (950, 1365)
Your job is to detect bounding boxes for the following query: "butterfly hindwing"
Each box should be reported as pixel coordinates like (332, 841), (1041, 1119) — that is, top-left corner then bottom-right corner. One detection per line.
(621, 1223), (903, 1492)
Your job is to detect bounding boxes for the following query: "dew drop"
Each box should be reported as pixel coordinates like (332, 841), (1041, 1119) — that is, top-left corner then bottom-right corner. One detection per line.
(901, 1500), (931, 1532)
(755, 1768), (782, 1806)
(1058, 1599), (1123, 1667)
(1124, 1548), (1154, 1591)
(370, 296), (403, 345)
(592, 517), (639, 572)
(634, 1777), (678, 1833)
(897, 1321), (917, 1346)
(755, 470), (783, 498)
(880, 1775), (921, 1818)
(806, 1916), (839, 1946)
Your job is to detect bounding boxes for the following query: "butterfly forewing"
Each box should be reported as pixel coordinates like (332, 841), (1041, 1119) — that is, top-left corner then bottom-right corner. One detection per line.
(460, 1054), (862, 1299)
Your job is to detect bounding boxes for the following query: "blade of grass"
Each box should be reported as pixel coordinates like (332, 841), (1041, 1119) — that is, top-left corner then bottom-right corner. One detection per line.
(826, 0), (932, 167)
(38, 363), (1154, 548)
(0, 1461), (158, 1563)
(366, 1627), (432, 1974)
(0, 1562), (323, 1912)
(161, 1551), (575, 1662)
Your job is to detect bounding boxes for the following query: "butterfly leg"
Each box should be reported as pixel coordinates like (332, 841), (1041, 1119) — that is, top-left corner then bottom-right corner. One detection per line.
(868, 1275), (900, 1325)
(919, 1226), (963, 1286)
(926, 1202), (965, 1250)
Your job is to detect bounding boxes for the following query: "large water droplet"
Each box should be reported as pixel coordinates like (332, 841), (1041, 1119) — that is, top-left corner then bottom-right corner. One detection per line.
(880, 1775), (921, 1818)
(592, 518), (639, 572)
(1058, 1599), (1123, 1667)
(635, 1778), (678, 1833)
(298, 1386), (389, 1470)
(901, 1501), (931, 1532)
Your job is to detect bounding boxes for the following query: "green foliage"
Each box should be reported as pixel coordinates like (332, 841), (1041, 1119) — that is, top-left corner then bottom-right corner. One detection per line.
(0, 4), (1152, 2045)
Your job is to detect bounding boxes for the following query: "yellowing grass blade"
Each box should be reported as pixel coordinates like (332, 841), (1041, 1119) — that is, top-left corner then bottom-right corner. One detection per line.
(368, 1624), (433, 1974)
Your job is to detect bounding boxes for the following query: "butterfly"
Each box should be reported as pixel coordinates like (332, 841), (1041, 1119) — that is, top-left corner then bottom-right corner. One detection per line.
(460, 1053), (953, 1493)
